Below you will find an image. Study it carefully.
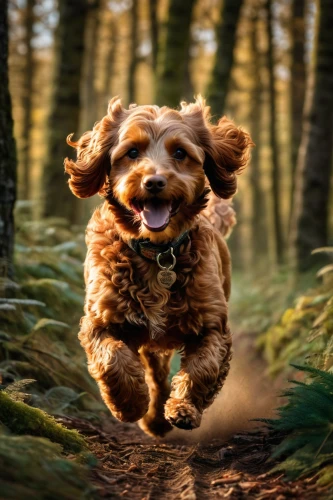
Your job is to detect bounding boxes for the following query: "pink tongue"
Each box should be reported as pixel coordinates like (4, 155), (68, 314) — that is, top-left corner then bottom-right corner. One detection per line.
(141, 200), (170, 229)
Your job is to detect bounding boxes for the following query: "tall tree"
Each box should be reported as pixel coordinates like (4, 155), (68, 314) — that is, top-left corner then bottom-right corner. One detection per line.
(100, 15), (118, 114)
(207, 0), (243, 117)
(266, 0), (284, 264)
(128, 0), (139, 104)
(155, 0), (196, 107)
(289, 0), (306, 231)
(292, 0), (333, 270)
(42, 0), (87, 221)
(100, 14), (118, 115)
(21, 0), (35, 200)
(0, 0), (17, 280)
(82, 0), (101, 131)
(149, 0), (159, 74)
(249, 9), (269, 265)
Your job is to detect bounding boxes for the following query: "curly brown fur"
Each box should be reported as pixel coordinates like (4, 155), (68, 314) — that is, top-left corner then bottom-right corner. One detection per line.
(64, 96), (253, 436)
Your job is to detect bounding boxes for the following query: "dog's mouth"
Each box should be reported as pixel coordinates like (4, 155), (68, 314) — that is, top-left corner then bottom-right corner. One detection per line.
(130, 198), (181, 232)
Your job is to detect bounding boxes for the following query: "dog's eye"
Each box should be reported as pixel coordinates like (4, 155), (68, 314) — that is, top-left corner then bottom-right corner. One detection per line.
(173, 148), (187, 160)
(127, 148), (139, 159)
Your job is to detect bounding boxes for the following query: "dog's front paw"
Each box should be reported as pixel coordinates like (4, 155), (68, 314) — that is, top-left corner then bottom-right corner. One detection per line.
(164, 398), (202, 430)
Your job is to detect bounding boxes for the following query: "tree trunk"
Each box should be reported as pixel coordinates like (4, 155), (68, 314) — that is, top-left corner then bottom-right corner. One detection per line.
(155, 0), (196, 107)
(0, 0), (17, 280)
(288, 0), (306, 232)
(292, 0), (333, 271)
(149, 0), (158, 74)
(249, 11), (268, 266)
(99, 15), (118, 115)
(21, 0), (35, 200)
(42, 0), (87, 222)
(82, 0), (101, 131)
(99, 15), (118, 114)
(266, 0), (284, 264)
(128, 0), (139, 104)
(207, 0), (243, 117)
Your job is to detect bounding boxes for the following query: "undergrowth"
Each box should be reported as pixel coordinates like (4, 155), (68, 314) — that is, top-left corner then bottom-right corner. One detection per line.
(0, 205), (106, 497)
(232, 251), (333, 489)
(262, 365), (333, 487)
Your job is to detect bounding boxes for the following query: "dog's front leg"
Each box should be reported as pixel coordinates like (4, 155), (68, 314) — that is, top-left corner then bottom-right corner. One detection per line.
(164, 325), (232, 430)
(79, 317), (150, 423)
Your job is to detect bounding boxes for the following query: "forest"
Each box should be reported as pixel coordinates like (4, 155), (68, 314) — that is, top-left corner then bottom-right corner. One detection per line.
(0, 0), (333, 498)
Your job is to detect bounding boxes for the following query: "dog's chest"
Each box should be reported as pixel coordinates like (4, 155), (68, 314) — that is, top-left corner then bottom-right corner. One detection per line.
(115, 264), (202, 338)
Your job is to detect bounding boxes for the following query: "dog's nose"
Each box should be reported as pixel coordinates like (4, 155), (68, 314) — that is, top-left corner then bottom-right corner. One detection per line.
(143, 175), (167, 194)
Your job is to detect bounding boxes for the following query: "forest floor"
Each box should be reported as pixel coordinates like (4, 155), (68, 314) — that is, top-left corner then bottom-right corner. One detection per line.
(58, 332), (330, 500)
(59, 415), (328, 500)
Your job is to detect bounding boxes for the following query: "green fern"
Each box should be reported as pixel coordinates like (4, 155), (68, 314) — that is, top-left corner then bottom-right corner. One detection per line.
(262, 365), (333, 482)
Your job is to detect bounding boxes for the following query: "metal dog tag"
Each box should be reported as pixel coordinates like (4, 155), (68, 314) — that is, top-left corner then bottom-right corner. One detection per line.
(156, 247), (177, 289)
(157, 269), (177, 288)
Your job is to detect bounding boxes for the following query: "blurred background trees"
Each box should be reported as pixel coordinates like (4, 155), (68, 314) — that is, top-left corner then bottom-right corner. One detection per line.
(42, 0), (87, 222)
(0, 0), (17, 280)
(6, 0), (333, 274)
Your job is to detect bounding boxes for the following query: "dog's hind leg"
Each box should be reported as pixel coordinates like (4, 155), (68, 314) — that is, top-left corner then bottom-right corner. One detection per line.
(138, 348), (173, 437)
(79, 317), (150, 423)
(164, 325), (232, 430)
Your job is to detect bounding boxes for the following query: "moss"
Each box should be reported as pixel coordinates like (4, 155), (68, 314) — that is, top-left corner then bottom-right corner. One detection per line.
(0, 434), (97, 499)
(0, 390), (86, 453)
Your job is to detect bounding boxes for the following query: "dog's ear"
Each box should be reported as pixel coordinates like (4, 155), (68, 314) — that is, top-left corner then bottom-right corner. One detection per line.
(181, 96), (253, 199)
(64, 97), (128, 198)
(203, 116), (254, 199)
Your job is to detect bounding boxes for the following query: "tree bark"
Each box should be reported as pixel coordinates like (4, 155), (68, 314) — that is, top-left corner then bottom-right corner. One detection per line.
(100, 15), (118, 115)
(249, 11), (268, 265)
(128, 0), (139, 104)
(155, 0), (196, 107)
(292, 0), (333, 271)
(0, 0), (17, 280)
(21, 0), (35, 200)
(42, 0), (87, 221)
(82, 0), (101, 131)
(288, 0), (306, 232)
(149, 0), (158, 74)
(266, 0), (284, 264)
(207, 0), (243, 118)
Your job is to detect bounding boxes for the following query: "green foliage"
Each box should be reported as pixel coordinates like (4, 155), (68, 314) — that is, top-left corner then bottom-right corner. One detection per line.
(255, 271), (333, 376)
(0, 215), (107, 495)
(21, 278), (83, 321)
(0, 390), (87, 453)
(0, 434), (97, 499)
(230, 270), (306, 336)
(233, 262), (333, 487)
(0, 216), (102, 409)
(263, 365), (333, 485)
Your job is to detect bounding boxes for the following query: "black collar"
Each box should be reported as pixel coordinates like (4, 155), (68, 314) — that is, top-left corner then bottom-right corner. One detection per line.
(128, 231), (190, 262)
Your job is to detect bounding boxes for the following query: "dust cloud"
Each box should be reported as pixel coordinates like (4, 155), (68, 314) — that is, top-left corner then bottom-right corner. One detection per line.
(166, 330), (284, 444)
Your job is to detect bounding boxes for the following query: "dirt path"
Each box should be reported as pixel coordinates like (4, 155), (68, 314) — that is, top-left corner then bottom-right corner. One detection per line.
(59, 415), (327, 499)
(57, 332), (328, 499)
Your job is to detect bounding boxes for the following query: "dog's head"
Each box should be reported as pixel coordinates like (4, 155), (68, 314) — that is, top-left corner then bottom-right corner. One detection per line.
(65, 96), (253, 242)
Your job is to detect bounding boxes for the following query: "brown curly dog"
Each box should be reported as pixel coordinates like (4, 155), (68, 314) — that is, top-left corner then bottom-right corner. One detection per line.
(65, 96), (253, 437)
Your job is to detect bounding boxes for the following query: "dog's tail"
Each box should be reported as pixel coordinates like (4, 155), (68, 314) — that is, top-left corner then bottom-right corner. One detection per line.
(203, 195), (236, 238)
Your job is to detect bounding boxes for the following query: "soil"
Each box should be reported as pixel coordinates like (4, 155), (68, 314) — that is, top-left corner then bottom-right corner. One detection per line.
(58, 415), (329, 500)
